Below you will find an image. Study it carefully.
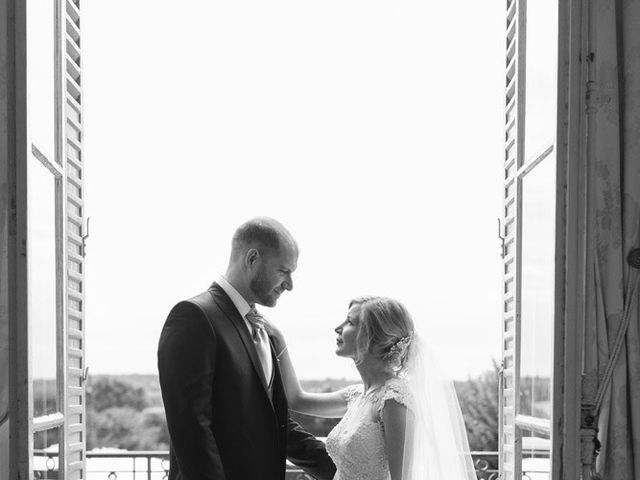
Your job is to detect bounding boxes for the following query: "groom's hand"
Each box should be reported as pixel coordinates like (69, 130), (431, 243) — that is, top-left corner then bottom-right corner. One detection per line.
(287, 417), (337, 480)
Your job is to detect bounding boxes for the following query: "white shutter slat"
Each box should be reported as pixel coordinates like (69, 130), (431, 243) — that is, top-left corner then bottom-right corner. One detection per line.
(68, 423), (83, 433)
(67, 386), (82, 397)
(67, 405), (83, 415)
(66, 92), (82, 113)
(67, 137), (82, 157)
(68, 328), (83, 340)
(68, 350), (83, 362)
(66, 17), (81, 42)
(66, 115), (82, 135)
(66, 76), (81, 101)
(65, 0), (80, 22)
(65, 35), (81, 62)
(68, 442), (83, 453)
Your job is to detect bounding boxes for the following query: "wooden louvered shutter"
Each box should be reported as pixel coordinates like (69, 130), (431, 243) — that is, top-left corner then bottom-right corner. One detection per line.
(63, 1), (86, 478)
(499, 0), (523, 477)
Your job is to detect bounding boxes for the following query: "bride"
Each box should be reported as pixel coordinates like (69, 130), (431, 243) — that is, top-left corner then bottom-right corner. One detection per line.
(267, 296), (477, 480)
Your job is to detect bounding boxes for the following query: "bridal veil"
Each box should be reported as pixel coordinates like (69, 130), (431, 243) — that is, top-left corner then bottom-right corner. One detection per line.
(401, 334), (477, 480)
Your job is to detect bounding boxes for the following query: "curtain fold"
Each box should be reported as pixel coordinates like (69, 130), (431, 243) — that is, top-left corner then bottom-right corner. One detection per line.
(0, 158), (9, 479)
(587, 0), (640, 478)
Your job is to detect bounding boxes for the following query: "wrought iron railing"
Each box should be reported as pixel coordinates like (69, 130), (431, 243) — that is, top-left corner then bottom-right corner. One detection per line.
(472, 451), (500, 480)
(85, 450), (169, 480)
(81, 450), (502, 480)
(32, 449), (547, 479)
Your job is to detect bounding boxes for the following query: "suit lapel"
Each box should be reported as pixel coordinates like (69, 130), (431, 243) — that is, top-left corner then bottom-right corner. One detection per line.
(208, 283), (272, 398)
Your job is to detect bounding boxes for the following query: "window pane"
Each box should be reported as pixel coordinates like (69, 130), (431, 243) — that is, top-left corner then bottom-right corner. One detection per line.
(522, 431), (551, 480)
(33, 428), (60, 479)
(27, 0), (57, 163)
(524, 0), (558, 161)
(28, 155), (59, 417)
(519, 156), (555, 419)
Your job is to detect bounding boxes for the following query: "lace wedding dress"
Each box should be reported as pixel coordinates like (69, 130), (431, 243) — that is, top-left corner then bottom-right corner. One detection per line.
(325, 378), (411, 480)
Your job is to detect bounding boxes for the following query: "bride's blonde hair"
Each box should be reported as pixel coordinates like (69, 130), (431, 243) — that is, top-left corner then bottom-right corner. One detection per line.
(349, 296), (415, 370)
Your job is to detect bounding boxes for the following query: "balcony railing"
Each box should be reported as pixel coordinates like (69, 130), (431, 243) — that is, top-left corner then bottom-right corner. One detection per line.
(77, 450), (502, 480)
(34, 449), (559, 479)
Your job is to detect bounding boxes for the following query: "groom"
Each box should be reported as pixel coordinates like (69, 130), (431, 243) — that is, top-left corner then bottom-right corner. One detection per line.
(158, 217), (335, 480)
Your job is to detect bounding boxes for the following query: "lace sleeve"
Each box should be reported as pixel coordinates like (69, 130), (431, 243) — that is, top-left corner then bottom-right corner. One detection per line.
(341, 384), (364, 405)
(376, 378), (413, 422)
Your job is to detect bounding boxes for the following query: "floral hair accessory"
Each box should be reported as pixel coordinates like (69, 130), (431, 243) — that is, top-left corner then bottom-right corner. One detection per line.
(383, 332), (414, 372)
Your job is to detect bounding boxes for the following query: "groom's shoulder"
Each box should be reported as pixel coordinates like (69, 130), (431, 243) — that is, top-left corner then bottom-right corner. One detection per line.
(176, 289), (220, 316)
(165, 284), (236, 328)
(185, 289), (216, 307)
(161, 294), (223, 341)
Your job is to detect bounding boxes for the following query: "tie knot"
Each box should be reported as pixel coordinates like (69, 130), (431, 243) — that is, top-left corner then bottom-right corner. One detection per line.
(246, 306), (266, 331)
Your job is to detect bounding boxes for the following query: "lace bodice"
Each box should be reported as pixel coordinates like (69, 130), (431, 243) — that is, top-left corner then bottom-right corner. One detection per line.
(325, 378), (412, 480)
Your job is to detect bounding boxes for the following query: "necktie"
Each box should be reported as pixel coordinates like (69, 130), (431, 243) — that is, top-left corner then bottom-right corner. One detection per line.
(245, 306), (273, 386)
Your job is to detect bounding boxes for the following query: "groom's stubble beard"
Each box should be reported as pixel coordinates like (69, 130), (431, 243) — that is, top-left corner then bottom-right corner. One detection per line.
(249, 264), (278, 307)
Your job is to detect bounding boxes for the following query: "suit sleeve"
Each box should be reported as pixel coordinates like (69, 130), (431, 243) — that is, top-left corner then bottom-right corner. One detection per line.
(158, 301), (226, 480)
(286, 417), (337, 480)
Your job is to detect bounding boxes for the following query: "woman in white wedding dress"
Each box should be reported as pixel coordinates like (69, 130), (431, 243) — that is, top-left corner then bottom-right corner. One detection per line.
(268, 296), (477, 480)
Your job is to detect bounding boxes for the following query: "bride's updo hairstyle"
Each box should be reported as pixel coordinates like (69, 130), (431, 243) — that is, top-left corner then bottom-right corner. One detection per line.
(350, 296), (415, 372)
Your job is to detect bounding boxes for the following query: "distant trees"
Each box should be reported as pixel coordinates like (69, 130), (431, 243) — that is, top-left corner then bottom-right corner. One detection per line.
(86, 377), (147, 412)
(455, 362), (500, 451)
(86, 376), (169, 450)
(86, 371), (499, 452)
(518, 376), (552, 418)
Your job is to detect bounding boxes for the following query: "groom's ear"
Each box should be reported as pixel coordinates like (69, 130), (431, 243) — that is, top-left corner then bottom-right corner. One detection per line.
(245, 248), (260, 267)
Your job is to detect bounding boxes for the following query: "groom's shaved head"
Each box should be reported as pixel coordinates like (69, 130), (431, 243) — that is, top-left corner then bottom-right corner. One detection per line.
(231, 217), (297, 260)
(227, 217), (299, 306)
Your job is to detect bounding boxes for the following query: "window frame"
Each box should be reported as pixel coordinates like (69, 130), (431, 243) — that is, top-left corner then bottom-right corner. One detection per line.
(8, 0), (86, 478)
(499, 0), (573, 479)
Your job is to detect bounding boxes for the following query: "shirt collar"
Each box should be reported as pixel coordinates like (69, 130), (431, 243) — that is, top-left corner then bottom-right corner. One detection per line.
(217, 275), (252, 319)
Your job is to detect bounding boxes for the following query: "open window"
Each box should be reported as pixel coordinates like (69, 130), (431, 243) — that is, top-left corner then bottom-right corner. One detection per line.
(2, 1), (86, 478)
(500, 0), (560, 478)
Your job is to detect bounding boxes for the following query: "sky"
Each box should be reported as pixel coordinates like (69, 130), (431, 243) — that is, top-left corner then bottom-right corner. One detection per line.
(82, 1), (506, 381)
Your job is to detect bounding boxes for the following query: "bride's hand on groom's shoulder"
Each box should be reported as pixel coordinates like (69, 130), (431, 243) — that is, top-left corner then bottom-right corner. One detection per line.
(263, 320), (286, 349)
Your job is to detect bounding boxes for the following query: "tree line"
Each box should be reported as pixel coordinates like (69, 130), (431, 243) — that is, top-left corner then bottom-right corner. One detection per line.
(86, 368), (500, 452)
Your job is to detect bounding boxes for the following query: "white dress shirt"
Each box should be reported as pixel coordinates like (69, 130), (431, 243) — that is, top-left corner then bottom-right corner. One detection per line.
(217, 276), (273, 384)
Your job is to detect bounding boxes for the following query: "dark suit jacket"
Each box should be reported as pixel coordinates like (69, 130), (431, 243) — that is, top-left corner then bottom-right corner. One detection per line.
(158, 283), (336, 480)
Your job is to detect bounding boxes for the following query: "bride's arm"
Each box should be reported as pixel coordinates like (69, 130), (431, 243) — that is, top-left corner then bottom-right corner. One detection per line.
(383, 400), (410, 480)
(267, 322), (349, 418)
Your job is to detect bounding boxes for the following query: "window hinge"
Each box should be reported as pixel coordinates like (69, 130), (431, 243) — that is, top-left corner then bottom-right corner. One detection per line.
(81, 217), (90, 257)
(498, 218), (506, 258)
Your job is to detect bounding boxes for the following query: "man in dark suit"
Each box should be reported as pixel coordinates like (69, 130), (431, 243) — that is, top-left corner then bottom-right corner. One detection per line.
(158, 217), (336, 480)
